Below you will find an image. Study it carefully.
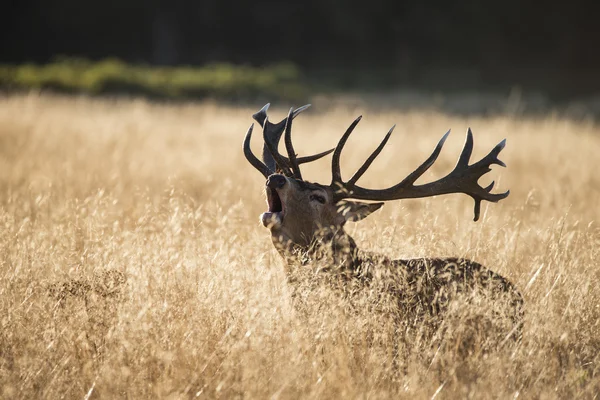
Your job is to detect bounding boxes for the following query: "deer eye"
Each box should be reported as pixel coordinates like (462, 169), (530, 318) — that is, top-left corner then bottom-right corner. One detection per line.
(310, 194), (326, 204)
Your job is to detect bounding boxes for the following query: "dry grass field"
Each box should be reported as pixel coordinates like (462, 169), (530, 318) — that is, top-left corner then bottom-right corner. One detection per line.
(0, 93), (599, 399)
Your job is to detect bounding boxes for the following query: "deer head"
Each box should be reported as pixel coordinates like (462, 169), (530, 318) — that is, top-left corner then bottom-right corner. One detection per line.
(243, 104), (509, 250)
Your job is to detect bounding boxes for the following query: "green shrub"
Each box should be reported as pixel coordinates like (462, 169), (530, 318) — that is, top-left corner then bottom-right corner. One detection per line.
(0, 58), (308, 102)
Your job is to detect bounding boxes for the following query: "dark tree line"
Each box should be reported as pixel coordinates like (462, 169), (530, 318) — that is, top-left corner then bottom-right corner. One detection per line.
(1, 0), (598, 96)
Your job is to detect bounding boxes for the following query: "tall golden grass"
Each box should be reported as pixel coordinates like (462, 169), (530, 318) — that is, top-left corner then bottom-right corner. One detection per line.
(0, 94), (598, 398)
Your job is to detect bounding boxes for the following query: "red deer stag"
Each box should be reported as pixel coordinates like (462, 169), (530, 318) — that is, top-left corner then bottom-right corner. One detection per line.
(243, 104), (523, 337)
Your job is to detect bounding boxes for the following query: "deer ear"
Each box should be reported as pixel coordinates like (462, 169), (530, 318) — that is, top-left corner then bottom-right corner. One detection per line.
(336, 201), (384, 222)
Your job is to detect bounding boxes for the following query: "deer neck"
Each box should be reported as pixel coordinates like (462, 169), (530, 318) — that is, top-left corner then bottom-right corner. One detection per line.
(273, 227), (361, 272)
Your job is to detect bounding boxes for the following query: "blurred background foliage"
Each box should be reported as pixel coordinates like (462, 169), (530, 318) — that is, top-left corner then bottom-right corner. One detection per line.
(0, 58), (306, 102)
(0, 0), (598, 103)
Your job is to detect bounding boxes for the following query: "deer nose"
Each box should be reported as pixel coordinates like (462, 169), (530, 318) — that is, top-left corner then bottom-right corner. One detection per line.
(266, 174), (287, 189)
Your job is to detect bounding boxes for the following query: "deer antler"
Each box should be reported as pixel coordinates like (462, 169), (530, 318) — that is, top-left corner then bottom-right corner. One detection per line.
(244, 103), (334, 179)
(243, 124), (271, 178)
(331, 120), (509, 221)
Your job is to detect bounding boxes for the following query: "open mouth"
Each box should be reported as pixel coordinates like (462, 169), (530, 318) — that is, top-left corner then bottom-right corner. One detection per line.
(261, 187), (284, 228)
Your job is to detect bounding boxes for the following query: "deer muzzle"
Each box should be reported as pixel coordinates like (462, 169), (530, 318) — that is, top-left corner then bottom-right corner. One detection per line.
(261, 176), (286, 229)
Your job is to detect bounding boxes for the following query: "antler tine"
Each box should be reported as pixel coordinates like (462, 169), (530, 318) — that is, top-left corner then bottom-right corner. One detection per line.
(331, 126), (509, 222)
(472, 187), (510, 221)
(284, 107), (302, 179)
(331, 116), (362, 185)
(473, 137), (507, 168)
(285, 104), (336, 169)
(397, 130), (451, 187)
(292, 104), (311, 118)
(243, 124), (271, 178)
(252, 103), (270, 127)
(262, 116), (293, 176)
(455, 128), (474, 169)
(297, 149), (335, 164)
(347, 124), (395, 186)
(285, 103), (335, 167)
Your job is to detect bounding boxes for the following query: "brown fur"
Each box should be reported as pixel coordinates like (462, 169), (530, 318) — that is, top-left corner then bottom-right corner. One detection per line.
(264, 174), (523, 338)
